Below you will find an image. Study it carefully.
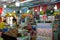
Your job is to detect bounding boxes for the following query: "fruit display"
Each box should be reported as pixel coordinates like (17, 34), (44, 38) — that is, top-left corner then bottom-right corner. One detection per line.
(0, 0), (60, 40)
(4, 27), (18, 37)
(21, 13), (33, 19)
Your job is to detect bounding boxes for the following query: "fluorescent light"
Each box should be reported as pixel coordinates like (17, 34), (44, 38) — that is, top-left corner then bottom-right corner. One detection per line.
(20, 0), (32, 3)
(3, 5), (6, 8)
(13, 0), (15, 1)
(54, 5), (57, 10)
(20, 10), (22, 13)
(15, 1), (20, 7)
(20, 1), (28, 3)
(35, 10), (37, 12)
(2, 0), (6, 1)
(40, 7), (42, 11)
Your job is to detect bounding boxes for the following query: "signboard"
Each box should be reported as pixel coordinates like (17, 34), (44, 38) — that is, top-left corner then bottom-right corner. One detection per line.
(48, 16), (55, 21)
(36, 23), (52, 40)
(21, 7), (28, 13)
(40, 15), (55, 21)
(34, 6), (40, 12)
(0, 8), (3, 15)
(40, 15), (47, 21)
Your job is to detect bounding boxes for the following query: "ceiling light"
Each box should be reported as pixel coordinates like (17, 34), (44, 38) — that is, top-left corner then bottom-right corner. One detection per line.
(40, 7), (42, 11)
(35, 10), (37, 12)
(3, 5), (6, 8)
(15, 1), (20, 7)
(26, 0), (32, 1)
(13, 0), (16, 2)
(20, 10), (22, 13)
(20, 0), (32, 3)
(54, 5), (57, 10)
(2, 0), (6, 2)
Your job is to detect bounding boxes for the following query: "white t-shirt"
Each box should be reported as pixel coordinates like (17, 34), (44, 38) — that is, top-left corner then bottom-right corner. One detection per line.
(9, 17), (13, 24)
(6, 17), (13, 27)
(6, 17), (10, 24)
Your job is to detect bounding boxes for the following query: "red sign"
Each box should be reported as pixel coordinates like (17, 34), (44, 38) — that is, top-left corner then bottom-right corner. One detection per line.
(42, 15), (47, 20)
(34, 6), (40, 12)
(0, 8), (3, 15)
(20, 0), (25, 1)
(55, 2), (60, 9)
(42, 5), (47, 12)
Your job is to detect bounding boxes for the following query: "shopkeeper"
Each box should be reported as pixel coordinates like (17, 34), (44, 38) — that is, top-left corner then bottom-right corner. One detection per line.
(0, 16), (6, 31)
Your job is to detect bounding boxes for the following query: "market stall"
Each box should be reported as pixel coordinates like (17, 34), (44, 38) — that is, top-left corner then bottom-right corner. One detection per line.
(0, 0), (60, 40)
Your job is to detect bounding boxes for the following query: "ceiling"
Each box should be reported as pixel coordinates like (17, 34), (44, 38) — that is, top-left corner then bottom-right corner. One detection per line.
(0, 0), (60, 8)
(0, 0), (16, 7)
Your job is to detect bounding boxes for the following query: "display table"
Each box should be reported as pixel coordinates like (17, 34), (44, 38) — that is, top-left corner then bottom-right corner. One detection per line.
(3, 27), (18, 37)
(17, 32), (30, 40)
(1, 33), (17, 40)
(17, 36), (30, 40)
